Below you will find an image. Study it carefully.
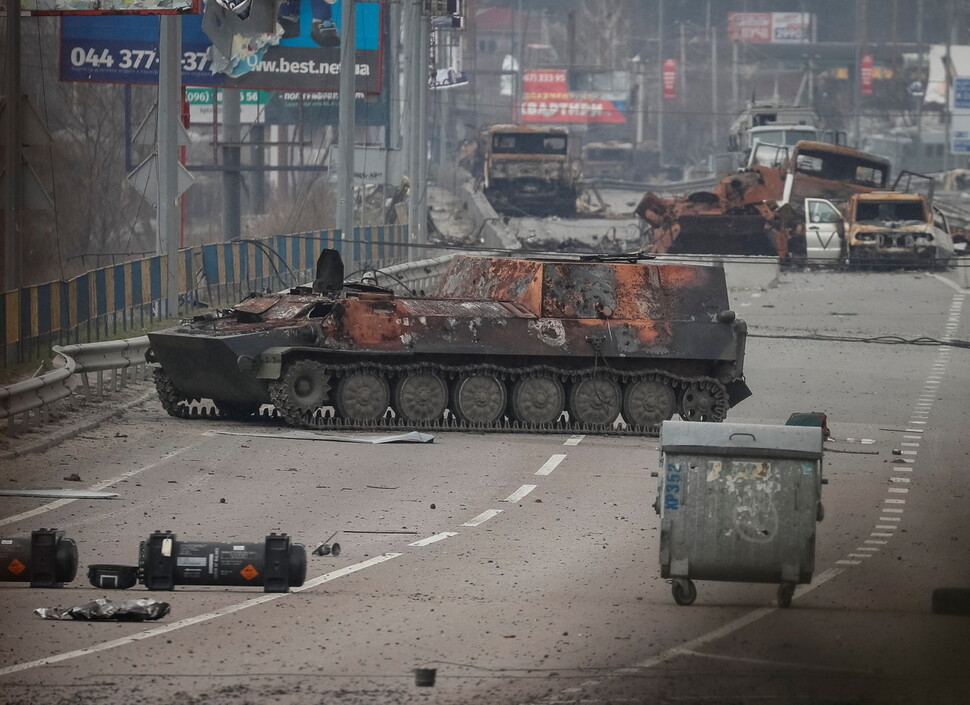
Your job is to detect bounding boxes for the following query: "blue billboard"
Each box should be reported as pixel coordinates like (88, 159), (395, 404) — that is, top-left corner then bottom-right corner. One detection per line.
(59, 0), (383, 93)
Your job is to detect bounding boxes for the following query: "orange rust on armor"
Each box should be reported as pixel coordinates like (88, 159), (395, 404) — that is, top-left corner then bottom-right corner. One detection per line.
(146, 249), (751, 434)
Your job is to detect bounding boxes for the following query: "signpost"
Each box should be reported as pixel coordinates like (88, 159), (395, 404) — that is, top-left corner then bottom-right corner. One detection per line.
(951, 77), (970, 155)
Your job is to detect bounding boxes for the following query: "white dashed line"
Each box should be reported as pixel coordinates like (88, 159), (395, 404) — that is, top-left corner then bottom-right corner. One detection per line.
(564, 436), (584, 446)
(463, 509), (503, 526)
(503, 484), (537, 503)
(409, 532), (458, 547)
(535, 454), (566, 476)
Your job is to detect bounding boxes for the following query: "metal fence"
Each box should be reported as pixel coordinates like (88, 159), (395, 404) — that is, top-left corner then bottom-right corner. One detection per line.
(2, 226), (409, 367)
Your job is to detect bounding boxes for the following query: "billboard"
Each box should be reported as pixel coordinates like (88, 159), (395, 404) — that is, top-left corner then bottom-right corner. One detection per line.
(59, 0), (384, 93)
(519, 69), (625, 124)
(15, 0), (198, 14)
(727, 12), (813, 44)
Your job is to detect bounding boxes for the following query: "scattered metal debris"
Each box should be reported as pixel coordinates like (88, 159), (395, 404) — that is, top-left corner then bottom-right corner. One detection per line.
(0, 489), (118, 499)
(215, 430), (435, 444)
(312, 532), (341, 557)
(35, 598), (170, 621)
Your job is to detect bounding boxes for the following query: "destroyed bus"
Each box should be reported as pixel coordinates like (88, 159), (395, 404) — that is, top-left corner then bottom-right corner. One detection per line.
(475, 124), (580, 217)
(635, 140), (891, 260)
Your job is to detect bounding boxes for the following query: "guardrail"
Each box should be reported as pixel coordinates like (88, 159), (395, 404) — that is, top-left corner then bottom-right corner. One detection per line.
(1, 337), (152, 438)
(0, 255), (454, 440)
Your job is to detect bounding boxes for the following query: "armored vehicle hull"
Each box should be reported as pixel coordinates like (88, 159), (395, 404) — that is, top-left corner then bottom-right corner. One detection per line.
(147, 251), (751, 434)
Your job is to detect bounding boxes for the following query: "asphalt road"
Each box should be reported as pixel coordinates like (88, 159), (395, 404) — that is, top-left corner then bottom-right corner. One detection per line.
(0, 265), (967, 705)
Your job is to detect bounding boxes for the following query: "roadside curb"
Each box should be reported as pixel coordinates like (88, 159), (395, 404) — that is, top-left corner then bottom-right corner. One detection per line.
(0, 387), (156, 460)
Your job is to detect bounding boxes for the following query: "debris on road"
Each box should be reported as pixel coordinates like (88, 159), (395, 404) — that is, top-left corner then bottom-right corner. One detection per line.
(216, 430), (435, 444)
(312, 532), (341, 557)
(35, 598), (170, 621)
(0, 529), (78, 587)
(0, 489), (118, 499)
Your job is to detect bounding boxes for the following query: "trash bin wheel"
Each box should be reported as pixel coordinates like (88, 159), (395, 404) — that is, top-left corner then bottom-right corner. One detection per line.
(331, 542), (341, 557)
(777, 583), (795, 608)
(672, 579), (697, 606)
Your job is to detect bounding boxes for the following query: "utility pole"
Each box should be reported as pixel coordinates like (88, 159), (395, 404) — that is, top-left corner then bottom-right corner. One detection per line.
(222, 88), (241, 241)
(3, 2), (22, 294)
(657, 0), (664, 167)
(337, 0), (357, 244)
(158, 15), (181, 318)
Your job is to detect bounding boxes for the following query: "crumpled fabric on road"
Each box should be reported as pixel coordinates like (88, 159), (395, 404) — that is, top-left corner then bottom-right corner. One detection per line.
(34, 598), (171, 621)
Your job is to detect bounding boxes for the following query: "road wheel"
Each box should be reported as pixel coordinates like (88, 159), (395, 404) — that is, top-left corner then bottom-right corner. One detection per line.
(568, 376), (621, 425)
(672, 580), (697, 606)
(269, 359), (331, 426)
(452, 374), (507, 425)
(511, 375), (565, 425)
(679, 380), (727, 422)
(394, 371), (448, 422)
(335, 371), (390, 422)
(622, 377), (676, 428)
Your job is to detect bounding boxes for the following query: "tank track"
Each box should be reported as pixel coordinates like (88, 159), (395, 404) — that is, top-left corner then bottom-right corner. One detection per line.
(155, 362), (728, 437)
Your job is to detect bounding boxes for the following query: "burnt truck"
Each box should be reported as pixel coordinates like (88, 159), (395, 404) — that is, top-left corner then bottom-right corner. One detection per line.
(146, 250), (751, 435)
(635, 140), (891, 260)
(475, 124), (579, 217)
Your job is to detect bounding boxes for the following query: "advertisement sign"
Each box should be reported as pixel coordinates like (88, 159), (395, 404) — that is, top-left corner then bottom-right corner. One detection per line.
(186, 87), (267, 124)
(728, 12), (812, 44)
(59, 0), (383, 93)
(18, 0), (198, 15)
(662, 59), (677, 100)
(951, 77), (970, 154)
(860, 54), (874, 96)
(727, 12), (771, 43)
(770, 12), (812, 43)
(519, 69), (624, 124)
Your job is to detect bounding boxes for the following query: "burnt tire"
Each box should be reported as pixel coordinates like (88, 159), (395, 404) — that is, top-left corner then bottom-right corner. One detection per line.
(335, 371), (390, 422)
(269, 359), (332, 426)
(568, 376), (621, 425)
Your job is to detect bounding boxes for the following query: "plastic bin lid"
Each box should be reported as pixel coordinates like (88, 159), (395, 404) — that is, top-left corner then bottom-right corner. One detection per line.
(660, 420), (824, 460)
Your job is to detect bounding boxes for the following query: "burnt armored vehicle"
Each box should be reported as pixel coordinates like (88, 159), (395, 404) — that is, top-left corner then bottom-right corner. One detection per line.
(147, 251), (751, 434)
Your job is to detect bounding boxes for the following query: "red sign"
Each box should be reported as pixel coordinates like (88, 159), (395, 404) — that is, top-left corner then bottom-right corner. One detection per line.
(861, 54), (874, 96)
(728, 12), (772, 43)
(519, 69), (625, 124)
(662, 59), (677, 100)
(728, 12), (811, 43)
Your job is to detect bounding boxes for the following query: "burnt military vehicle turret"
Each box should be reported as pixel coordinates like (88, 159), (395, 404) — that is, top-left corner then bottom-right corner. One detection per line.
(146, 250), (751, 434)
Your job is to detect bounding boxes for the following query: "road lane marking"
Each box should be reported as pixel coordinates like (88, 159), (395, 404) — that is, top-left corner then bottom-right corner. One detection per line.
(463, 509), (502, 526)
(0, 443), (203, 528)
(0, 553), (402, 677)
(564, 436), (584, 446)
(409, 532), (458, 547)
(888, 487), (909, 493)
(837, 560), (861, 565)
(503, 484), (537, 503)
(535, 454), (566, 476)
